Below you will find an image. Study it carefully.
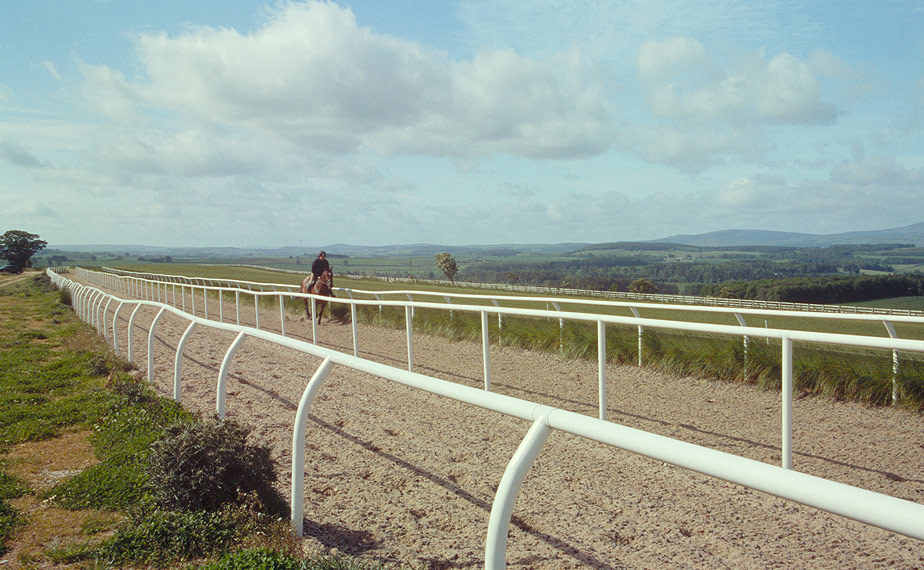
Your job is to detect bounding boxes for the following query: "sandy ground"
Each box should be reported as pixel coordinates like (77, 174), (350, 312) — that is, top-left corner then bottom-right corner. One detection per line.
(71, 274), (924, 569)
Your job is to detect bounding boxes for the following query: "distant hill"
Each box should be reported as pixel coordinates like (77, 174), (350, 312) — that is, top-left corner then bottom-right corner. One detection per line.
(655, 222), (924, 247)
(49, 222), (924, 257)
(48, 242), (587, 258)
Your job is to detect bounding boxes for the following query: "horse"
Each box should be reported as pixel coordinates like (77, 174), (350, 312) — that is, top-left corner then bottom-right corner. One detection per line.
(300, 268), (334, 323)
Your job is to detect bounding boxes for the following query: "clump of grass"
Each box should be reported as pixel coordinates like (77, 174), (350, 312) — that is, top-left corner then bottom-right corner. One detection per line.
(50, 402), (186, 511)
(0, 470), (28, 555)
(201, 548), (386, 570)
(328, 302), (352, 323)
(91, 509), (238, 566)
(0, 500), (23, 556)
(145, 416), (286, 515)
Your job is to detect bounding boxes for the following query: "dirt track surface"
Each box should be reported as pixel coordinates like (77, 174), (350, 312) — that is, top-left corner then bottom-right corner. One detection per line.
(72, 274), (924, 569)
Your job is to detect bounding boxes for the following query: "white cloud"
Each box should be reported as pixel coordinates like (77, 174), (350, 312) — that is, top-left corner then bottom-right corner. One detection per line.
(5, 198), (54, 217)
(78, 63), (141, 119)
(638, 37), (837, 125)
(829, 155), (922, 187)
(85, 1), (611, 161)
(0, 140), (45, 168)
(42, 61), (63, 81)
(618, 124), (764, 172)
(637, 36), (709, 79)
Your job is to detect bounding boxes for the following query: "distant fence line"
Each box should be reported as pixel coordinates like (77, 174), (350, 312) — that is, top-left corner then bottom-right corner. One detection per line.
(201, 264), (924, 317)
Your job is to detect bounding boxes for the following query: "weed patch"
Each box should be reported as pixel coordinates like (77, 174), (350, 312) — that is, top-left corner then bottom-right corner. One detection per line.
(92, 509), (238, 566)
(145, 417), (285, 515)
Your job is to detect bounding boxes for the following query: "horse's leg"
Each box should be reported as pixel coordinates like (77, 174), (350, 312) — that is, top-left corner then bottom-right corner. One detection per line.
(303, 298), (310, 319)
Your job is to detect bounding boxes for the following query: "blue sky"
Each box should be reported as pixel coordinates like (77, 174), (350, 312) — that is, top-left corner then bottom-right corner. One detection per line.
(1, 1), (923, 248)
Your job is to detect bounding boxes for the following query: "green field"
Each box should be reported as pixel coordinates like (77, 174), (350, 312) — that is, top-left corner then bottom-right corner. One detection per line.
(847, 296), (924, 311)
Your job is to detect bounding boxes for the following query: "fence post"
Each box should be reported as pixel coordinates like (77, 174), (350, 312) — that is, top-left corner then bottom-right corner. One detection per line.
(291, 357), (334, 536)
(551, 302), (564, 353)
(882, 321), (900, 405)
(782, 336), (793, 470)
(351, 302), (359, 357)
(217, 331), (247, 420)
(174, 321), (197, 402)
(254, 293), (260, 330)
(735, 313), (749, 372)
(406, 305), (414, 372)
(598, 320), (607, 421)
(101, 298), (114, 341)
(279, 294), (286, 337)
(481, 311), (491, 391)
(127, 304), (142, 362)
(311, 298), (317, 343)
(630, 307), (643, 367)
(147, 307), (167, 384)
(492, 299), (502, 329)
(111, 301), (124, 353)
(485, 413), (552, 569)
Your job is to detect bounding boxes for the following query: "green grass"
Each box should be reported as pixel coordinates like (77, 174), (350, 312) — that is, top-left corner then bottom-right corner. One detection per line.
(847, 296), (924, 311)
(0, 274), (392, 568)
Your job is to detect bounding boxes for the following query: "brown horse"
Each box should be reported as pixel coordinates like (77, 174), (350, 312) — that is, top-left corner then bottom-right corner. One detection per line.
(300, 268), (334, 323)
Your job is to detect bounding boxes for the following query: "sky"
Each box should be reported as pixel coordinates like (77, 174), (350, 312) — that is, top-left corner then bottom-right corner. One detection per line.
(1, 1), (923, 248)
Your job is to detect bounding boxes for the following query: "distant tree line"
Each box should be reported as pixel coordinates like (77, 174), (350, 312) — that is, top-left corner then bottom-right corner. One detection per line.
(459, 258), (842, 292)
(697, 274), (924, 304)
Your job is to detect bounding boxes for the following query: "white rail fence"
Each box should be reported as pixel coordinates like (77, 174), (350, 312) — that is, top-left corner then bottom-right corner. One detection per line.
(53, 269), (924, 558)
(96, 267), (924, 405)
(130, 263), (924, 317)
(78, 267), (924, 439)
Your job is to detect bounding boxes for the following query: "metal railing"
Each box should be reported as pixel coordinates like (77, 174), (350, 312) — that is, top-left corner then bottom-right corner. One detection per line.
(103, 264), (924, 316)
(95, 267), (924, 404)
(50, 269), (924, 568)
(77, 267), (924, 449)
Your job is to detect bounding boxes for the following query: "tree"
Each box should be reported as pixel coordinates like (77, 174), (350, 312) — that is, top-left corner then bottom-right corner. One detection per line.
(0, 230), (47, 268)
(629, 278), (658, 294)
(434, 252), (458, 283)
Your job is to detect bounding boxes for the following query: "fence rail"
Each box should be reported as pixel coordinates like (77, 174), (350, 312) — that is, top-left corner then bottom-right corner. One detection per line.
(103, 264), (924, 316)
(97, 266), (924, 403)
(48, 269), (924, 567)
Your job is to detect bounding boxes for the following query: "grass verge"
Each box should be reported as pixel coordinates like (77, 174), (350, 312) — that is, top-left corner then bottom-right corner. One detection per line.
(0, 275), (387, 568)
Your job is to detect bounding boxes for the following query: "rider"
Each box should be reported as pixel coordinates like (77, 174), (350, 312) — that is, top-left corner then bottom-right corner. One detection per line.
(308, 250), (330, 291)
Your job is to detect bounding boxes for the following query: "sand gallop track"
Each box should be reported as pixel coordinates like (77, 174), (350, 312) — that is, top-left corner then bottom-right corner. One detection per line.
(72, 274), (924, 569)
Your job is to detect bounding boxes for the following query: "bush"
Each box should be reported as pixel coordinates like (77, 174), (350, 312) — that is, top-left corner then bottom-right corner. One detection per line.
(145, 417), (285, 514)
